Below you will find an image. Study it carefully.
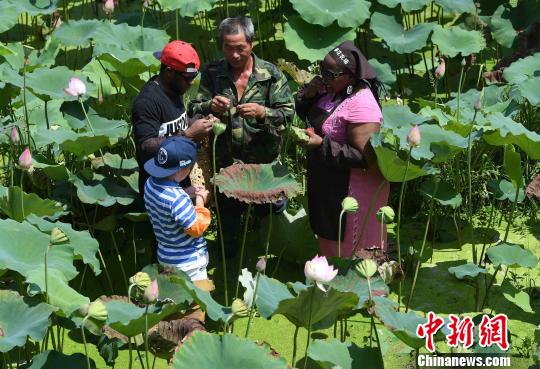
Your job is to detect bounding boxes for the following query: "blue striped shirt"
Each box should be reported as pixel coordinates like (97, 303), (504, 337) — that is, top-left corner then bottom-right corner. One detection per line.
(144, 177), (207, 266)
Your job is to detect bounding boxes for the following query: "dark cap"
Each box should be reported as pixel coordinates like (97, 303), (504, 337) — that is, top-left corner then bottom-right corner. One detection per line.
(144, 136), (198, 179)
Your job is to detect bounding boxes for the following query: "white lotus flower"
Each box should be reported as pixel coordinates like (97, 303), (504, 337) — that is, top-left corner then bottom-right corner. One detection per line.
(304, 255), (338, 292)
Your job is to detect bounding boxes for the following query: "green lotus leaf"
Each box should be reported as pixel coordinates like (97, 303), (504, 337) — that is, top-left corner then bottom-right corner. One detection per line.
(171, 332), (288, 369)
(373, 304), (426, 349)
(419, 106), (452, 126)
(283, 16), (356, 63)
(486, 242), (538, 268)
(81, 58), (125, 97)
(0, 0), (58, 33)
(0, 186), (66, 222)
(431, 25), (485, 57)
(92, 153), (138, 171)
(502, 52), (540, 84)
(0, 3), (20, 34)
(1, 42), (59, 72)
(20, 350), (97, 369)
(51, 19), (104, 47)
(32, 154), (70, 181)
(34, 128), (111, 156)
(382, 105), (427, 131)
(434, 0), (476, 14)
(419, 180), (463, 208)
(373, 144), (436, 182)
(25, 98), (69, 131)
(70, 174), (136, 207)
(290, 126), (309, 144)
(377, 0), (430, 12)
(500, 281), (533, 313)
(483, 112), (540, 159)
(329, 269), (389, 309)
(0, 219), (89, 314)
(289, 0), (371, 28)
(174, 278), (232, 323)
(487, 179), (525, 202)
(94, 45), (159, 77)
(254, 275), (294, 319)
(370, 13), (435, 54)
(62, 103), (130, 142)
(26, 66), (96, 101)
(121, 172), (139, 194)
(369, 58), (396, 89)
(448, 263), (487, 279)
(214, 162), (300, 204)
(142, 264), (194, 305)
(503, 144), (522, 188)
(0, 291), (56, 352)
(0, 42), (15, 56)
(157, 0), (219, 16)
(518, 77), (540, 105)
(308, 339), (383, 369)
(26, 214), (101, 274)
(490, 5), (518, 48)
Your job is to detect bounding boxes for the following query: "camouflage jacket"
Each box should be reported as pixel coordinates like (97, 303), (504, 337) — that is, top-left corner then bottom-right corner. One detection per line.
(188, 54), (294, 168)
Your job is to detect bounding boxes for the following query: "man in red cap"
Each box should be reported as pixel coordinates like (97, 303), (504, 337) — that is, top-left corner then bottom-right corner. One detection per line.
(131, 40), (214, 199)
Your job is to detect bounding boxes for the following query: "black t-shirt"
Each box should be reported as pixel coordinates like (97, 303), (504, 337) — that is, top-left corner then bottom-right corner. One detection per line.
(131, 76), (190, 194)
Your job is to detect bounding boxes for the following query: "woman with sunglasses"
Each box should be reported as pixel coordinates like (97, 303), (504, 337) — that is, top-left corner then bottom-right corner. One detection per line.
(295, 40), (390, 259)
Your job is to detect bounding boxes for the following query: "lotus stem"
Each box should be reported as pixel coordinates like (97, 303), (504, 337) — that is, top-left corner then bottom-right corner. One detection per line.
(79, 98), (105, 158)
(145, 305), (150, 369)
(110, 231), (128, 292)
(302, 287), (316, 369)
(338, 209), (345, 258)
(245, 271), (261, 338)
(478, 198), (495, 267)
(22, 60), (31, 148)
(128, 338), (133, 369)
(20, 175), (24, 220)
(405, 180), (438, 312)
(263, 203), (273, 264)
(456, 64), (465, 123)
(503, 180), (521, 242)
(175, 9), (179, 40)
(81, 316), (91, 369)
(480, 265), (501, 310)
(44, 246), (49, 304)
(291, 325), (299, 365)
(235, 204), (252, 299)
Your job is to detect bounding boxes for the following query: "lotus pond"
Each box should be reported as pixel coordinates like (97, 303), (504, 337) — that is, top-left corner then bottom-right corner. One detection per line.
(0, 0), (539, 369)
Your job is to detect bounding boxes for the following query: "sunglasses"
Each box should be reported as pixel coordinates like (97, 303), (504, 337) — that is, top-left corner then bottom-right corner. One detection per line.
(168, 67), (199, 82)
(319, 62), (346, 81)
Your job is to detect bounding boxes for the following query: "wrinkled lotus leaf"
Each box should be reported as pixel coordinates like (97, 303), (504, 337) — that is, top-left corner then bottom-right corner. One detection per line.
(448, 263), (487, 279)
(26, 66), (95, 101)
(26, 214), (101, 274)
(106, 300), (184, 337)
(419, 180), (462, 208)
(373, 144), (436, 182)
(32, 155), (70, 181)
(419, 106), (452, 126)
(502, 52), (540, 84)
(434, 0), (476, 14)
(70, 174), (136, 207)
(377, 0), (430, 12)
(171, 332), (288, 369)
(92, 153), (138, 171)
(483, 112), (540, 159)
(431, 25), (486, 57)
(0, 0), (58, 33)
(500, 281), (533, 313)
(255, 275), (294, 319)
(20, 350), (97, 369)
(308, 338), (383, 369)
(518, 78), (540, 105)
(373, 304), (426, 349)
(526, 174), (540, 199)
(0, 291), (56, 353)
(487, 179), (525, 202)
(486, 242), (538, 269)
(370, 13), (434, 54)
(174, 278), (232, 323)
(290, 126), (309, 144)
(34, 128), (111, 156)
(283, 16), (356, 63)
(369, 58), (396, 89)
(157, 0), (219, 16)
(214, 162), (300, 204)
(382, 105), (427, 131)
(490, 5), (518, 48)
(142, 264), (194, 305)
(0, 219), (89, 314)
(0, 186), (66, 222)
(289, 0), (371, 28)
(329, 269), (389, 309)
(52, 19), (104, 47)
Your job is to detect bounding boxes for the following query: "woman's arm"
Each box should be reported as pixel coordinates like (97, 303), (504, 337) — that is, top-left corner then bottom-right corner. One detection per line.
(346, 123), (380, 166)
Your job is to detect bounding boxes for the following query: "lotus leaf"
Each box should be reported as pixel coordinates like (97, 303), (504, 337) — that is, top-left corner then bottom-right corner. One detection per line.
(500, 281), (533, 313)
(52, 19), (104, 47)
(142, 264), (194, 305)
(62, 103), (130, 142)
(369, 58), (396, 89)
(308, 339), (382, 369)
(32, 155), (70, 180)
(290, 126), (309, 144)
(238, 269), (256, 307)
(92, 153), (138, 171)
(81, 58), (125, 97)
(382, 105), (427, 131)
(373, 144), (436, 182)
(174, 278), (232, 323)
(329, 269), (389, 309)
(377, 0), (431, 12)
(157, 0), (219, 16)
(370, 13), (435, 54)
(503, 144), (522, 188)
(373, 304), (426, 349)
(486, 242), (538, 268)
(0, 3), (21, 34)
(483, 112), (540, 159)
(0, 291), (56, 352)
(419, 180), (463, 208)
(254, 275), (294, 319)
(171, 332), (287, 369)
(502, 52), (540, 84)
(214, 162), (300, 204)
(20, 350), (97, 369)
(0, 186), (66, 222)
(289, 0), (371, 28)
(34, 128), (111, 156)
(70, 174), (136, 207)
(434, 0), (476, 14)
(490, 5), (518, 48)
(26, 66), (95, 101)
(518, 78), (540, 105)
(448, 263), (487, 279)
(487, 179), (525, 202)
(283, 16), (356, 63)
(431, 25), (486, 57)
(0, 0), (58, 33)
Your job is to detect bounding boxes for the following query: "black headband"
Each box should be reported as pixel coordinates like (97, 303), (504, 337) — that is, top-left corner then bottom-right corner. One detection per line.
(328, 40), (377, 80)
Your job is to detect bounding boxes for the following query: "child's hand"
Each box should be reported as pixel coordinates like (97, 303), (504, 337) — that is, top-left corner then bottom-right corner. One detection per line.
(184, 186), (197, 199)
(195, 187), (209, 206)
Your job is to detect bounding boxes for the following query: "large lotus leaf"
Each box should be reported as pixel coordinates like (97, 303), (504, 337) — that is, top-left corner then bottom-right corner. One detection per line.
(419, 180), (462, 208)
(26, 214), (101, 274)
(448, 263), (487, 279)
(502, 53), (540, 84)
(431, 25), (485, 57)
(25, 99), (69, 131)
(370, 13), (434, 54)
(289, 0), (371, 28)
(174, 278), (232, 323)
(500, 281), (533, 313)
(328, 269), (389, 309)
(171, 332), (288, 369)
(26, 66), (96, 101)
(369, 58), (396, 89)
(255, 275), (294, 319)
(157, 0), (219, 16)
(518, 78), (540, 105)
(0, 43), (16, 56)
(482, 113), (540, 159)
(434, 0), (475, 14)
(373, 304), (426, 349)
(491, 5), (518, 48)
(283, 16), (356, 63)
(377, 0), (431, 12)
(0, 219), (89, 314)
(0, 291), (56, 352)
(106, 300), (184, 337)
(62, 103), (130, 142)
(419, 106), (452, 126)
(373, 144), (435, 182)
(214, 162), (300, 204)
(382, 104), (427, 131)
(70, 174), (136, 207)
(21, 350), (97, 369)
(487, 179), (525, 202)
(486, 242), (538, 269)
(142, 264), (193, 305)
(0, 186), (66, 222)
(34, 128), (111, 156)
(51, 19), (104, 47)
(503, 144), (522, 188)
(308, 339), (382, 369)
(91, 153), (138, 171)
(0, 3), (20, 33)
(446, 85), (511, 114)
(0, 0), (58, 33)
(32, 155), (70, 181)
(81, 58), (125, 97)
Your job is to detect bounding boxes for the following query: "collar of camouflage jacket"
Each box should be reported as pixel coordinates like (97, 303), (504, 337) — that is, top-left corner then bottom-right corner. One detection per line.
(217, 53), (272, 82)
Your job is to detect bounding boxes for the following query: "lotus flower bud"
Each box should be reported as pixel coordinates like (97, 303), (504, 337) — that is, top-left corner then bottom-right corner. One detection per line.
(10, 127), (19, 144)
(129, 272), (152, 292)
(50, 227), (69, 245)
(341, 197), (358, 214)
(304, 255), (338, 292)
(256, 257), (266, 273)
(143, 279), (159, 304)
(0, 327), (3, 337)
(378, 260), (400, 284)
(461, 58), (466, 67)
(376, 206), (395, 224)
(434, 58), (445, 79)
(231, 298), (249, 318)
(474, 98), (481, 111)
(396, 96), (403, 105)
(356, 259), (378, 279)
(103, 0), (115, 14)
(87, 299), (108, 321)
(212, 121), (227, 136)
(18, 148), (33, 171)
(64, 77), (86, 97)
(407, 125), (421, 147)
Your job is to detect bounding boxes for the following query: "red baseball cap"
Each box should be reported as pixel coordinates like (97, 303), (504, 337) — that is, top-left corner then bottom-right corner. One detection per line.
(153, 40), (200, 74)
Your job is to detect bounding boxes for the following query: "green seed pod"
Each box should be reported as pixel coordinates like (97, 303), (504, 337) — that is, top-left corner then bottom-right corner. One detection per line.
(341, 197), (359, 213)
(87, 299), (108, 321)
(50, 227), (69, 245)
(356, 259), (378, 279)
(129, 272), (151, 292)
(376, 206), (395, 224)
(231, 298), (249, 318)
(212, 122), (227, 136)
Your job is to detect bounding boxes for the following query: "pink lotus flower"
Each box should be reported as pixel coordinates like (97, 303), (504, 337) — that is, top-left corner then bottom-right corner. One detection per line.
(407, 125), (421, 147)
(103, 0), (115, 14)
(18, 148), (32, 171)
(256, 257), (266, 273)
(10, 127), (19, 144)
(304, 255), (338, 292)
(64, 77), (86, 97)
(143, 279), (159, 304)
(434, 58), (445, 79)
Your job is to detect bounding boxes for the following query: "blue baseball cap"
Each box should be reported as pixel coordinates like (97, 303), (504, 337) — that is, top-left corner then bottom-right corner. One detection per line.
(144, 136), (198, 179)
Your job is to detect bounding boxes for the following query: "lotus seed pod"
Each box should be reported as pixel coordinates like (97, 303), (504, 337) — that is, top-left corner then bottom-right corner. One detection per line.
(129, 272), (152, 292)
(356, 259), (378, 279)
(143, 279), (159, 304)
(341, 197), (359, 213)
(212, 122), (227, 136)
(407, 125), (421, 147)
(87, 299), (108, 321)
(376, 206), (395, 224)
(256, 257), (266, 273)
(231, 298), (249, 318)
(50, 227), (69, 245)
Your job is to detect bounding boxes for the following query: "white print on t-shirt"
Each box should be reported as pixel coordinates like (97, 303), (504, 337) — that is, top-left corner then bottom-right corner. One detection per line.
(158, 112), (188, 137)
